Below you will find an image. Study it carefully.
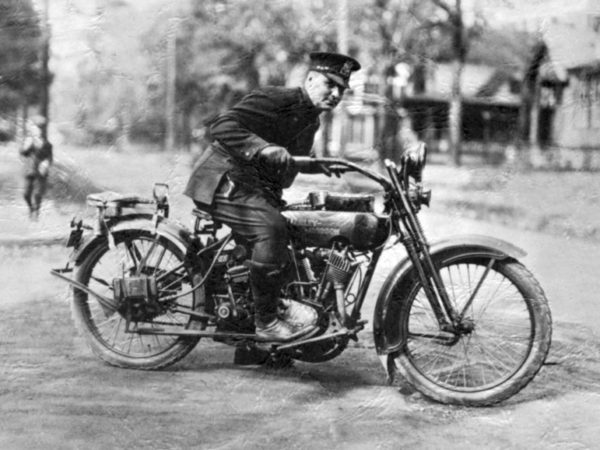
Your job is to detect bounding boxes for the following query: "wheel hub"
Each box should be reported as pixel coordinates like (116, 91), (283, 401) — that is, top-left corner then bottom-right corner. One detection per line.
(114, 275), (163, 322)
(456, 317), (475, 334)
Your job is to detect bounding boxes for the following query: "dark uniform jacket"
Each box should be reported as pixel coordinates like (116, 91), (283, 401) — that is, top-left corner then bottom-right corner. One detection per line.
(20, 137), (53, 178)
(184, 86), (320, 205)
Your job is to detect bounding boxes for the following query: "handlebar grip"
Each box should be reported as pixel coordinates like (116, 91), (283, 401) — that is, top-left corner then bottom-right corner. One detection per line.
(293, 157), (323, 174)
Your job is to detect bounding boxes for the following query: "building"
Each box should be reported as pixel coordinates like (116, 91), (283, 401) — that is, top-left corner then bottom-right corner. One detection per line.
(328, 61), (522, 164)
(525, 11), (600, 169)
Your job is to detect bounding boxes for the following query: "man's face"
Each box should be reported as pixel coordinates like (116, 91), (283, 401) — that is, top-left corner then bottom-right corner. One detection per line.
(305, 72), (346, 111)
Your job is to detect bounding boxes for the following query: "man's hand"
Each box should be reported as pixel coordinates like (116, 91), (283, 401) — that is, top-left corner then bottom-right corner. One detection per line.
(320, 164), (344, 178)
(401, 141), (427, 182)
(258, 145), (292, 169)
(401, 142), (426, 167)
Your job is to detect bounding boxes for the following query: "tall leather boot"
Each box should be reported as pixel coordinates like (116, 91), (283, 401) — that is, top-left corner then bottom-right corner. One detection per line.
(248, 261), (317, 342)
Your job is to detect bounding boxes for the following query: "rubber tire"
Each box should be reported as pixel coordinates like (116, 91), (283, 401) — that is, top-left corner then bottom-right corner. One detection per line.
(396, 253), (552, 406)
(71, 229), (203, 370)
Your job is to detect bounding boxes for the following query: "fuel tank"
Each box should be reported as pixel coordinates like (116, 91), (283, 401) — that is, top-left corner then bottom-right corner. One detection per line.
(283, 210), (390, 250)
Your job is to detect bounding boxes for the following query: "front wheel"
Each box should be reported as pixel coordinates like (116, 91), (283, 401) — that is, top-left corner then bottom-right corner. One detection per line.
(395, 252), (552, 406)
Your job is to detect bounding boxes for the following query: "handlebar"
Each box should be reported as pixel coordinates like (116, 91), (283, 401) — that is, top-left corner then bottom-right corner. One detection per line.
(293, 156), (392, 190)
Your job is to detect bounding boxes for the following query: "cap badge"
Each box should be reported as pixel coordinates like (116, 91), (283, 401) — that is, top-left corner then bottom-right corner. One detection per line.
(340, 61), (353, 77)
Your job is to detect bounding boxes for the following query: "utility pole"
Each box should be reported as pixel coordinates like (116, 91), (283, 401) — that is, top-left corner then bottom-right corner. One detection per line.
(40, 0), (51, 140)
(430, 0), (467, 166)
(448, 0), (465, 166)
(334, 0), (349, 157)
(165, 17), (178, 152)
(337, 0), (349, 54)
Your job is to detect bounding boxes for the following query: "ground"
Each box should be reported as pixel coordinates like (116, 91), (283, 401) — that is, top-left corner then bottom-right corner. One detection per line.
(1, 145), (600, 449)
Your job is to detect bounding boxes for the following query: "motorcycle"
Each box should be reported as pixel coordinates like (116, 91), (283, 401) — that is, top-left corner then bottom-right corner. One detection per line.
(51, 145), (552, 406)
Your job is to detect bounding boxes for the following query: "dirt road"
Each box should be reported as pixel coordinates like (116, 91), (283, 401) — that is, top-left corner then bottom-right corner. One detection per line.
(2, 214), (600, 450)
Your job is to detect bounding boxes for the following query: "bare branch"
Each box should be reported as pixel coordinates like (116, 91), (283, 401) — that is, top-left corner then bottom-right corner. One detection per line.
(420, 18), (453, 31)
(430, 0), (454, 16)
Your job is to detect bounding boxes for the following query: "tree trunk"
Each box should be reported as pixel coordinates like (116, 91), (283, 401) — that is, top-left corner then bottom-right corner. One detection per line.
(20, 103), (29, 143)
(165, 18), (177, 152)
(40, 0), (50, 141)
(181, 107), (193, 152)
(378, 65), (398, 162)
(448, 0), (465, 166)
(529, 74), (541, 147)
(449, 59), (463, 166)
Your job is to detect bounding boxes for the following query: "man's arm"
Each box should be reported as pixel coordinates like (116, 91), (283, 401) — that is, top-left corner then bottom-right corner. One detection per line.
(209, 90), (280, 162)
(19, 137), (34, 157)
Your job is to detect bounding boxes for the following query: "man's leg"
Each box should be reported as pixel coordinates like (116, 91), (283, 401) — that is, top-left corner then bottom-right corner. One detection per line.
(32, 176), (47, 217)
(199, 184), (316, 341)
(209, 188), (288, 324)
(23, 175), (35, 216)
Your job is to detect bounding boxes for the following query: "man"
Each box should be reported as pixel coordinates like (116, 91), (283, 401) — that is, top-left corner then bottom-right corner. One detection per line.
(20, 116), (53, 219)
(184, 52), (361, 343)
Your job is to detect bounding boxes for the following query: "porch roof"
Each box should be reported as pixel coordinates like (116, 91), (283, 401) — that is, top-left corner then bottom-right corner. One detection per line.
(402, 94), (521, 109)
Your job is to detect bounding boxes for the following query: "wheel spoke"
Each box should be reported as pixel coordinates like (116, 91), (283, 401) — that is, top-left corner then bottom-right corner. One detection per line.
(136, 239), (159, 276)
(90, 275), (112, 288)
(159, 272), (188, 292)
(152, 246), (167, 276)
(124, 240), (142, 270)
(459, 259), (494, 319)
(95, 313), (121, 329)
(156, 262), (186, 282)
(109, 317), (124, 347)
(475, 275), (508, 320)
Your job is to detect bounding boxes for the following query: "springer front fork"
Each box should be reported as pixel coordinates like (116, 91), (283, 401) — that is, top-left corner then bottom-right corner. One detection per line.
(384, 163), (460, 333)
(401, 236), (458, 331)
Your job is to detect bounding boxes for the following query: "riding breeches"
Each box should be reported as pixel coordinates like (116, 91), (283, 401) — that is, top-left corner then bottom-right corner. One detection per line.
(195, 180), (290, 324)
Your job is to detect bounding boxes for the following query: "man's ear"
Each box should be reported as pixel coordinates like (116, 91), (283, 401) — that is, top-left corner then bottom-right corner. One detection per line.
(306, 71), (319, 85)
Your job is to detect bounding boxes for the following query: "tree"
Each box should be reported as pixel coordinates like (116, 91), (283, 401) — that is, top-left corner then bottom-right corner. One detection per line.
(425, 0), (485, 165)
(0, 0), (44, 117)
(356, 0), (438, 161)
(69, 1), (159, 146)
(140, 0), (337, 149)
(360, 0), (487, 165)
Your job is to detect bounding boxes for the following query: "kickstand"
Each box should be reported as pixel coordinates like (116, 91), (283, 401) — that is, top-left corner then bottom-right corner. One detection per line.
(379, 352), (399, 385)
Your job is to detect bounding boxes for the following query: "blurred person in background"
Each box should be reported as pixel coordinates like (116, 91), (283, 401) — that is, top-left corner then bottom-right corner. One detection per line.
(20, 116), (53, 220)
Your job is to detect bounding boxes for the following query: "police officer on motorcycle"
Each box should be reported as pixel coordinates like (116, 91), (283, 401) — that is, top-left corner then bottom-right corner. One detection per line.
(184, 52), (361, 343)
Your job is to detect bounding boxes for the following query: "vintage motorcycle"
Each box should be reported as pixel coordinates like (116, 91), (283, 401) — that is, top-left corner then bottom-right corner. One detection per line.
(51, 146), (552, 406)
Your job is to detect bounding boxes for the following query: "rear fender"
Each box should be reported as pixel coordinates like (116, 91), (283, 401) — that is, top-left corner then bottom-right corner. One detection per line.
(71, 214), (200, 266)
(373, 234), (526, 356)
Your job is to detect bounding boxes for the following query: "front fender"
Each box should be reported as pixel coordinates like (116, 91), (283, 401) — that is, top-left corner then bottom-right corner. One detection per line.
(427, 234), (526, 260)
(71, 214), (198, 266)
(373, 234), (526, 356)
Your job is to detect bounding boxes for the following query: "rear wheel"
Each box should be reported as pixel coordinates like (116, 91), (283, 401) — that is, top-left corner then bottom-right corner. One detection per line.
(71, 229), (204, 370)
(395, 252), (552, 406)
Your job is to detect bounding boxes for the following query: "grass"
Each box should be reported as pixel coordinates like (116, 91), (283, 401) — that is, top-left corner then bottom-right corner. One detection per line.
(424, 164), (600, 241)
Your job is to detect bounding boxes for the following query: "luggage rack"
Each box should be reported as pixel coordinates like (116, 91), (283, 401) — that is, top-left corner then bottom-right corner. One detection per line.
(86, 191), (156, 217)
